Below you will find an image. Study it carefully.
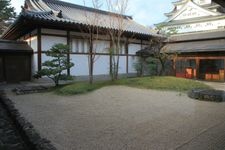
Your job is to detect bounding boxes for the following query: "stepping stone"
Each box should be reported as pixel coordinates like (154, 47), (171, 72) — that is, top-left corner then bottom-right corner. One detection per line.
(13, 86), (48, 95)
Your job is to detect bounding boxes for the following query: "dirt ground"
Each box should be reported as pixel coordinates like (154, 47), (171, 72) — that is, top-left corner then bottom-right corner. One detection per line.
(8, 86), (225, 150)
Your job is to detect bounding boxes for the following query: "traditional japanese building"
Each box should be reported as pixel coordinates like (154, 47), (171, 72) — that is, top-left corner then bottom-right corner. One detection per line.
(159, 0), (225, 82)
(1, 0), (156, 79)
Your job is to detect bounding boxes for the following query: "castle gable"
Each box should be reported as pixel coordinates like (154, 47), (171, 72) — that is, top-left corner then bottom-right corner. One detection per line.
(167, 1), (219, 21)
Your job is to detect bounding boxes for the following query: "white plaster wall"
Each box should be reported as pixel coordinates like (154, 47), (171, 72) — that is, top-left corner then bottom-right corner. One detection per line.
(69, 55), (127, 76)
(41, 54), (67, 74)
(118, 56), (126, 74)
(177, 4), (183, 10)
(31, 36), (37, 52)
(174, 8), (209, 20)
(32, 54), (38, 74)
(93, 55), (110, 75)
(41, 36), (67, 51)
(25, 36), (37, 52)
(165, 19), (225, 33)
(70, 55), (89, 76)
(128, 55), (138, 73)
(193, 0), (211, 5)
(41, 54), (52, 64)
(128, 44), (141, 55)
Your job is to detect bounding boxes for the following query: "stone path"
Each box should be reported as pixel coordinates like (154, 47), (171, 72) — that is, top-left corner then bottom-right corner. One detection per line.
(202, 81), (225, 91)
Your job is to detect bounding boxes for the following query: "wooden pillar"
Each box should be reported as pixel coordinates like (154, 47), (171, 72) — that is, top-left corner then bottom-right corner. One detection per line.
(224, 58), (225, 82)
(140, 40), (143, 49)
(196, 58), (200, 79)
(173, 58), (176, 76)
(67, 31), (71, 76)
(126, 38), (129, 75)
(29, 33), (32, 46)
(37, 28), (42, 71)
(109, 40), (113, 75)
(3, 57), (6, 81)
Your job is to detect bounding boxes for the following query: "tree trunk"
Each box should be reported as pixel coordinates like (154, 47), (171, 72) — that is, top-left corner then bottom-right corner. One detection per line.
(159, 59), (165, 76)
(55, 79), (59, 87)
(89, 32), (94, 84)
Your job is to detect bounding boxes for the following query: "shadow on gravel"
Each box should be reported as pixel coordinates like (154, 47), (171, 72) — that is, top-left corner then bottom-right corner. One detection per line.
(0, 91), (57, 150)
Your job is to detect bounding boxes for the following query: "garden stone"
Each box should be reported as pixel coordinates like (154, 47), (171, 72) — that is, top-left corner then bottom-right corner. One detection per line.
(188, 89), (225, 102)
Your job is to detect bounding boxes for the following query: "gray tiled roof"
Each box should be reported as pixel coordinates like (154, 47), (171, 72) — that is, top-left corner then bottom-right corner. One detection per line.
(21, 0), (157, 36)
(168, 29), (225, 42)
(164, 39), (225, 53)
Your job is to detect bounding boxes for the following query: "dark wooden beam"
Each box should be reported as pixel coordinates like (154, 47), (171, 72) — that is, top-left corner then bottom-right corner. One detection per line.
(67, 31), (71, 76)
(173, 58), (176, 76)
(126, 38), (129, 75)
(37, 28), (42, 71)
(196, 58), (200, 80)
(224, 59), (225, 81)
(3, 57), (6, 81)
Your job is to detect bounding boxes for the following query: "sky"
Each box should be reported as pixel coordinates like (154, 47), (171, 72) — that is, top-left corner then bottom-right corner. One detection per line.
(10, 0), (174, 26)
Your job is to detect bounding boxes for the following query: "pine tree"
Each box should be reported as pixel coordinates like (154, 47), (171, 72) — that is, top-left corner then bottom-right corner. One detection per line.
(37, 44), (74, 86)
(0, 0), (16, 35)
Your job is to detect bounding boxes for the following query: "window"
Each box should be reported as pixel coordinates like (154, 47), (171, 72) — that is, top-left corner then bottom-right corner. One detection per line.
(93, 40), (110, 53)
(120, 43), (126, 54)
(72, 39), (89, 53)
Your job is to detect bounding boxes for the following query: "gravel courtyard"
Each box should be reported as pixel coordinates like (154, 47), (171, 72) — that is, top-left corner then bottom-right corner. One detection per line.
(8, 86), (225, 150)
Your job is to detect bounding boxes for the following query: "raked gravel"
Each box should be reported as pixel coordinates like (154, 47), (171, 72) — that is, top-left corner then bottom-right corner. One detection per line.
(8, 86), (225, 150)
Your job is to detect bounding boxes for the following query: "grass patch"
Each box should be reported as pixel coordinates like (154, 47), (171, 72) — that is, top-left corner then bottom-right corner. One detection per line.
(56, 76), (212, 95)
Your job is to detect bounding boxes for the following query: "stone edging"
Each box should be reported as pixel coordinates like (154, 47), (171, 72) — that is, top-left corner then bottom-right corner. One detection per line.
(188, 89), (225, 102)
(0, 91), (57, 150)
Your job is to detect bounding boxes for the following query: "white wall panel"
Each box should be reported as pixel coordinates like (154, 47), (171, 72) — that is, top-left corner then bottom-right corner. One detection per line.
(25, 36), (37, 52)
(70, 55), (89, 76)
(32, 54), (38, 74)
(41, 54), (52, 64)
(41, 54), (67, 74)
(128, 44), (141, 55)
(31, 36), (38, 52)
(94, 55), (110, 75)
(128, 55), (138, 73)
(41, 36), (67, 51)
(118, 56), (127, 74)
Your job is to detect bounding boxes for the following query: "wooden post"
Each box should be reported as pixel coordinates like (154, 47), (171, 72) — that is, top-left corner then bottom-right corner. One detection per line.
(67, 31), (71, 76)
(29, 32), (32, 46)
(196, 58), (200, 79)
(37, 28), (42, 71)
(109, 40), (113, 76)
(173, 58), (176, 76)
(2, 57), (6, 81)
(126, 38), (129, 75)
(224, 58), (225, 82)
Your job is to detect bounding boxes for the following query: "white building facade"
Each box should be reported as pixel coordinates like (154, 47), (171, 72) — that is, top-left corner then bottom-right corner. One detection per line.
(2, 0), (155, 78)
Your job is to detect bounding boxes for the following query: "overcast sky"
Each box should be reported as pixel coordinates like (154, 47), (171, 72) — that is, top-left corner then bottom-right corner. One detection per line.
(11, 0), (174, 26)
